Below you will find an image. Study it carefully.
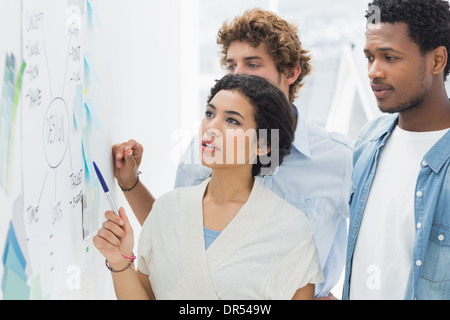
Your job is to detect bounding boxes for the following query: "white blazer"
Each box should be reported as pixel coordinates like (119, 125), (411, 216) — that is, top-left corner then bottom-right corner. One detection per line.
(138, 177), (324, 300)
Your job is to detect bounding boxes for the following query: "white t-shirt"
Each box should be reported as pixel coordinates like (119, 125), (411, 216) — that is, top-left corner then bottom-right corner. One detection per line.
(350, 126), (449, 300)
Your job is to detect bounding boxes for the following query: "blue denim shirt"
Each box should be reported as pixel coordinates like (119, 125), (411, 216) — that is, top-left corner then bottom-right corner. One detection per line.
(175, 115), (354, 298)
(344, 114), (450, 300)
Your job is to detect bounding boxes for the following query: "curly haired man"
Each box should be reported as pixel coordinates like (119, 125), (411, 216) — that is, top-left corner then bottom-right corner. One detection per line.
(175, 9), (354, 299)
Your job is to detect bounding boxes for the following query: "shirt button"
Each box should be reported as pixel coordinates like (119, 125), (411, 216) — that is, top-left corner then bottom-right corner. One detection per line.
(438, 234), (445, 242)
(422, 160), (428, 167)
(416, 260), (422, 267)
(417, 223), (422, 229)
(416, 191), (423, 197)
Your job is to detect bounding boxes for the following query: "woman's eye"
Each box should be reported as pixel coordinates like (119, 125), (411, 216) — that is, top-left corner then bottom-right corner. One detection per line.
(205, 110), (214, 118)
(226, 117), (241, 126)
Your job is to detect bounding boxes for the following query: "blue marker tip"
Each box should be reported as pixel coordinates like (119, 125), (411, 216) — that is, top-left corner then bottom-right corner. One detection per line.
(93, 161), (109, 192)
(92, 161), (120, 215)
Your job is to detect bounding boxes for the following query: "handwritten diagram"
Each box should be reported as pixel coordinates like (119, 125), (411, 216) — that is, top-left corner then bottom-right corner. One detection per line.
(21, 0), (85, 296)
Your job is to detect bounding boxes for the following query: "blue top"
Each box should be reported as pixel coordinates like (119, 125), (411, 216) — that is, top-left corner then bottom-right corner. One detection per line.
(343, 114), (450, 300)
(174, 112), (354, 298)
(203, 226), (221, 250)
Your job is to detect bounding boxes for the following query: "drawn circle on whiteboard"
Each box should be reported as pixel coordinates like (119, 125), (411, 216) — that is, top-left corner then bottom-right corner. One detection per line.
(43, 97), (69, 169)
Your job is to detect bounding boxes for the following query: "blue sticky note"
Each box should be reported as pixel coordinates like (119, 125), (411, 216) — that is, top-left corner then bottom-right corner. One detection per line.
(2, 222), (28, 299)
(2, 268), (30, 300)
(82, 138), (92, 184)
(0, 54), (16, 189)
(87, 0), (102, 27)
(84, 53), (100, 83)
(2, 244), (27, 293)
(85, 101), (102, 130)
(3, 242), (26, 281)
(73, 85), (83, 129)
(2, 222), (26, 269)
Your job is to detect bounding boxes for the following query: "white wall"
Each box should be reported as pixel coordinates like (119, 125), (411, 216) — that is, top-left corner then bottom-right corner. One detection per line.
(89, 0), (186, 200)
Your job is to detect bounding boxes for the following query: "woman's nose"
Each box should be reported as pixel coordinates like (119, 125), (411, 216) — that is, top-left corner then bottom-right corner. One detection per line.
(203, 119), (222, 138)
(206, 127), (222, 138)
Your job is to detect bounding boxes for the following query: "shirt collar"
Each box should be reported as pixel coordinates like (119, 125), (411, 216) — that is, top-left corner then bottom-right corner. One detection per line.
(371, 114), (399, 142)
(292, 109), (312, 159)
(425, 99), (450, 173)
(424, 130), (450, 173)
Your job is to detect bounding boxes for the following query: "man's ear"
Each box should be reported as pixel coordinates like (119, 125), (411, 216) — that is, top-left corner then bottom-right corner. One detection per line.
(431, 46), (448, 76)
(285, 65), (302, 85)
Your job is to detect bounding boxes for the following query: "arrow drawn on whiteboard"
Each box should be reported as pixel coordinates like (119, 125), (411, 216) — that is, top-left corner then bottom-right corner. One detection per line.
(38, 170), (48, 206)
(26, 170), (48, 225)
(41, 38), (53, 97)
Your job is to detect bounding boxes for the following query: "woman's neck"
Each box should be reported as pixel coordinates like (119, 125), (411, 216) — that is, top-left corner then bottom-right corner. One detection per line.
(206, 168), (254, 204)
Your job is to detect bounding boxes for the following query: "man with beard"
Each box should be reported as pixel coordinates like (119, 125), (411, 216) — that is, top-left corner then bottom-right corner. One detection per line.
(343, 0), (450, 300)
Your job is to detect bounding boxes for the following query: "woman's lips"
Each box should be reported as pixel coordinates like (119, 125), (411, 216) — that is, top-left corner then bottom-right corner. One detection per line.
(202, 140), (219, 152)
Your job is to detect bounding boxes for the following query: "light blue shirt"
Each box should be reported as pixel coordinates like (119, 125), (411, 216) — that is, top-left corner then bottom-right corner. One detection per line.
(174, 114), (354, 298)
(204, 226), (221, 250)
(344, 114), (450, 300)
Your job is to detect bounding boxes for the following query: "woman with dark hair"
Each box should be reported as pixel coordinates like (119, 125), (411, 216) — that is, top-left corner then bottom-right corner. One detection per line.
(93, 74), (323, 300)
(203, 73), (295, 177)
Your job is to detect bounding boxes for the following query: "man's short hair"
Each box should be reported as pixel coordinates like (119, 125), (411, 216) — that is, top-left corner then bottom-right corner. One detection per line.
(367, 0), (450, 81)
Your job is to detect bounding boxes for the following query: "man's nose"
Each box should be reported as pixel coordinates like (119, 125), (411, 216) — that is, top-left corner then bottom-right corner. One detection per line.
(368, 60), (386, 80)
(233, 64), (247, 75)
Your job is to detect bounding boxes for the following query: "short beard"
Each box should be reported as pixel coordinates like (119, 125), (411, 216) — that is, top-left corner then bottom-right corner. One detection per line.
(384, 93), (425, 114)
(383, 61), (427, 114)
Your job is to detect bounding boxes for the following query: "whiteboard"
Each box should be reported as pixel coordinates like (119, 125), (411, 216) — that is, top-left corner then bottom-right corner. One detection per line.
(1, 0), (116, 299)
(3, 0), (204, 300)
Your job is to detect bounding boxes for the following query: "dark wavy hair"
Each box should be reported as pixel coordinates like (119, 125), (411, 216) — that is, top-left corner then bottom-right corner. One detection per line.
(207, 74), (294, 176)
(366, 0), (450, 81)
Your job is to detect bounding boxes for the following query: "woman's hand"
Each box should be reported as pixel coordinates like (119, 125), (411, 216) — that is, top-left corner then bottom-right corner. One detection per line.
(112, 139), (143, 190)
(93, 207), (134, 267)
